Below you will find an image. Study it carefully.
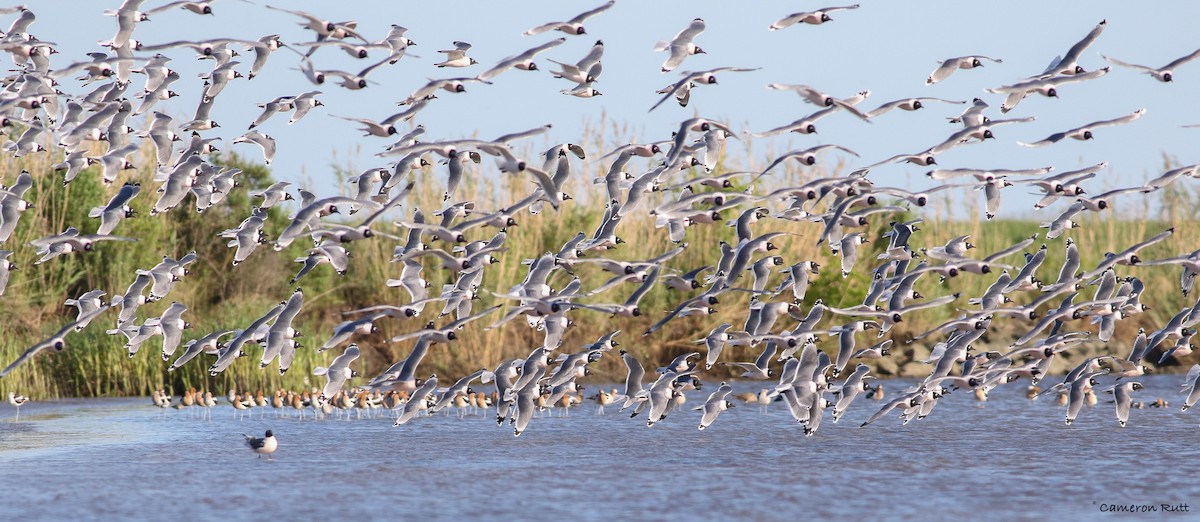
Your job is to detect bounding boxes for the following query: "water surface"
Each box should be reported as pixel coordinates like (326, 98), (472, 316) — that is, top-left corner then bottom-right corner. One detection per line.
(1, 376), (1196, 521)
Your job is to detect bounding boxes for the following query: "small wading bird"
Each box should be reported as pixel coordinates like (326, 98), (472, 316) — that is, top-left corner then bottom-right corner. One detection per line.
(8, 391), (28, 421)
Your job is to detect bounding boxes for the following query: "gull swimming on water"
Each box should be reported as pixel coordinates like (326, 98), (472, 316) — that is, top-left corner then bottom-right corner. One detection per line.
(243, 430), (277, 460)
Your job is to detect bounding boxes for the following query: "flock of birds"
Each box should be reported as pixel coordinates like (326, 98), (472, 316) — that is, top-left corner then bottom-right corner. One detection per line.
(2, 1), (1200, 438)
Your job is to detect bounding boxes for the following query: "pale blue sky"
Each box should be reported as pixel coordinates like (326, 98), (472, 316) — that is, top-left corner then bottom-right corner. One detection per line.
(28, 1), (1200, 216)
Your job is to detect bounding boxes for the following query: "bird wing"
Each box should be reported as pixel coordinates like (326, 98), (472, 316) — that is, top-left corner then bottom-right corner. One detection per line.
(1088, 108), (1146, 129)
(1053, 19), (1107, 70)
(569, 0), (615, 23)
(1100, 54), (1153, 73)
(1018, 132), (1067, 148)
(827, 4), (862, 13)
(648, 78), (691, 112)
(0, 338), (53, 377)
(1164, 48), (1200, 70)
(670, 18), (706, 45)
(625, 267), (660, 307)
(769, 11), (810, 31)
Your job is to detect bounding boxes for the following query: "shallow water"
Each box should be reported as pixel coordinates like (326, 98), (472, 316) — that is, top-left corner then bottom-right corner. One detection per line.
(1, 376), (1197, 521)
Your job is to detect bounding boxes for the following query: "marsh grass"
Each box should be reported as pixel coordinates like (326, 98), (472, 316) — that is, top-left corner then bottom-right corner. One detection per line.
(1, 127), (1197, 398)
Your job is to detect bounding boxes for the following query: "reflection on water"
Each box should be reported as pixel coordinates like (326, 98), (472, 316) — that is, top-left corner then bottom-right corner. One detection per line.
(1, 376), (1198, 520)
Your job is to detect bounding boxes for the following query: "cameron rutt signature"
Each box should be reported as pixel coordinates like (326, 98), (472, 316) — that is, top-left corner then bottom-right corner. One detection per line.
(1096, 503), (1190, 513)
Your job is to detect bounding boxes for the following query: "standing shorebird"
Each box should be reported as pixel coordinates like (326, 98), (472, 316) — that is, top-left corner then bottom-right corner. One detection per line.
(244, 430), (277, 460)
(8, 392), (28, 421)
